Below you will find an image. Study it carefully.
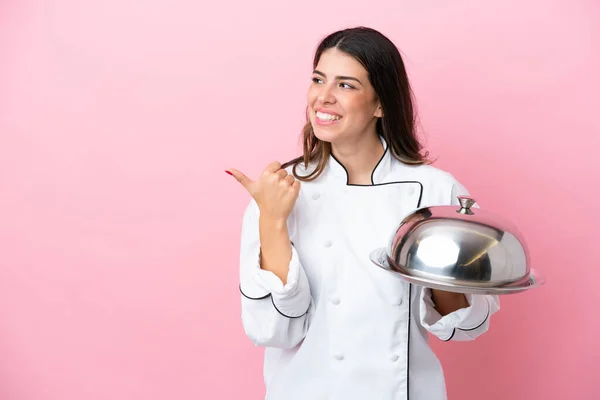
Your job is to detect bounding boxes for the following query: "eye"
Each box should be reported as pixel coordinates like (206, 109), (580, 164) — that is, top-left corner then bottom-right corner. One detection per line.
(339, 82), (355, 89)
(311, 77), (323, 84)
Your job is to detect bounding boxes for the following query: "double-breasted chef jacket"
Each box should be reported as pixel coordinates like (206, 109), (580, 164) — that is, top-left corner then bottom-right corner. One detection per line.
(239, 136), (500, 400)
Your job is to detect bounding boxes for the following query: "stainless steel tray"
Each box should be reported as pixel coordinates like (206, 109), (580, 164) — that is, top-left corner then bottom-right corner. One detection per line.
(369, 247), (546, 295)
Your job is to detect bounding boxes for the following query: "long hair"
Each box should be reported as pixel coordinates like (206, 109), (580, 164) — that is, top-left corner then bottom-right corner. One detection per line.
(282, 26), (431, 181)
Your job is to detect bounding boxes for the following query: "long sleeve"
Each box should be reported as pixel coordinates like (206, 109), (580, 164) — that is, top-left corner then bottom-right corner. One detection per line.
(239, 199), (313, 349)
(418, 176), (500, 341)
(418, 287), (500, 341)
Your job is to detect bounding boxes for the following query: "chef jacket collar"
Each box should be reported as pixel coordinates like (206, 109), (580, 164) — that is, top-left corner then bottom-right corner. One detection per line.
(326, 135), (392, 186)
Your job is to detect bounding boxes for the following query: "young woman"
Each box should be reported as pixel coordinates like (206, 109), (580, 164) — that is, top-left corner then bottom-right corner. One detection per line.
(227, 26), (500, 400)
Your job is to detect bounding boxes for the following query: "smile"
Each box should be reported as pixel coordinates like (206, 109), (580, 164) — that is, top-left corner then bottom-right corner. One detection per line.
(315, 111), (342, 122)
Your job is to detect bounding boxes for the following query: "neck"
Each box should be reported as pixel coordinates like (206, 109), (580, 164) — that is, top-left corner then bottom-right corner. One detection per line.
(331, 133), (384, 185)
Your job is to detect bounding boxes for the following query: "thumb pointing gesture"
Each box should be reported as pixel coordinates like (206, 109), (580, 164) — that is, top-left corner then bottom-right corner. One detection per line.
(226, 169), (255, 194)
(226, 162), (301, 222)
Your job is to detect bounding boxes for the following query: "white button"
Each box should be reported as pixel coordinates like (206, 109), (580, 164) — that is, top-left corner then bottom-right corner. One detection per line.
(324, 240), (333, 248)
(389, 354), (399, 362)
(334, 353), (344, 361)
(392, 297), (403, 306)
(330, 296), (340, 305)
(407, 187), (415, 195)
(312, 193), (320, 200)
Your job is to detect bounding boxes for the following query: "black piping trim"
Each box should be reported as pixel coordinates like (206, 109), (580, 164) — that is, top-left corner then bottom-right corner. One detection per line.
(415, 182), (423, 208)
(357, 181), (424, 210)
(443, 329), (456, 342)
(457, 299), (491, 332)
(271, 296), (310, 319)
(239, 285), (310, 319)
(442, 298), (491, 341)
(406, 283), (412, 400)
(329, 148), (424, 209)
(330, 145), (388, 186)
(370, 145), (388, 184)
(330, 151), (351, 186)
(239, 284), (270, 300)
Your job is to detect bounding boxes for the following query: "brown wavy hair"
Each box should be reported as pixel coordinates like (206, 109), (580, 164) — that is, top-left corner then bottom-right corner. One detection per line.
(282, 26), (431, 181)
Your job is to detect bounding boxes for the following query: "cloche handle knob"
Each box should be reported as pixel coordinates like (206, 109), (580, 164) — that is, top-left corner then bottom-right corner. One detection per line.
(457, 195), (476, 215)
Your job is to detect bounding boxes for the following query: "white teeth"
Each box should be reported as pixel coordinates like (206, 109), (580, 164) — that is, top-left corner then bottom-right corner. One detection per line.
(316, 111), (341, 121)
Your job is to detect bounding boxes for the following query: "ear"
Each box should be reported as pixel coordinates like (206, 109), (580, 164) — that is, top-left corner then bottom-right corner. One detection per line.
(374, 103), (384, 118)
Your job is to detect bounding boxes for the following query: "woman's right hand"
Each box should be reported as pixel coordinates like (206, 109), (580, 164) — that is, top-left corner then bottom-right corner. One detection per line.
(227, 161), (301, 221)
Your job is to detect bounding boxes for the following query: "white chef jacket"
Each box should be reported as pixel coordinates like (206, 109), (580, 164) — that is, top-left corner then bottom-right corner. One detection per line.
(238, 137), (500, 400)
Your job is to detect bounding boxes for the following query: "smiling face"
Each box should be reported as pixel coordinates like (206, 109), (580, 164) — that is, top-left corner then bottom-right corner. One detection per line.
(307, 48), (383, 145)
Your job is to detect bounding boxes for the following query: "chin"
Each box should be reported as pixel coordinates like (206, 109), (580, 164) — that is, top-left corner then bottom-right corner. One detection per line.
(312, 126), (340, 144)
(311, 119), (345, 142)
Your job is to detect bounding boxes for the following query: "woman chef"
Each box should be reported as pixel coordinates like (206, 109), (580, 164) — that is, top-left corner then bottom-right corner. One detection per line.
(227, 26), (500, 400)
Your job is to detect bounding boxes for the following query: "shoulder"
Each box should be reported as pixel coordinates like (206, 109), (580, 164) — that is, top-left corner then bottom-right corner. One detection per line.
(390, 160), (469, 206)
(390, 159), (459, 186)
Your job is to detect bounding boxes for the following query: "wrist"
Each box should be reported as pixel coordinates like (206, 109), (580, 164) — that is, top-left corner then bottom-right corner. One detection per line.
(259, 214), (288, 231)
(430, 289), (469, 315)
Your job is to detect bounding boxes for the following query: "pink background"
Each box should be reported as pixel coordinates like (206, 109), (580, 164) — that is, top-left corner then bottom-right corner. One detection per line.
(1, 0), (599, 399)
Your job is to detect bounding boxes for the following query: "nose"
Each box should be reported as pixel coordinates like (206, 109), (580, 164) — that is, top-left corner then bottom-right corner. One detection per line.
(317, 83), (336, 105)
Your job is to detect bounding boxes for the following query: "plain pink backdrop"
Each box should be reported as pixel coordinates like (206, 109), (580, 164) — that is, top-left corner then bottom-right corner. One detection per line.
(1, 0), (599, 399)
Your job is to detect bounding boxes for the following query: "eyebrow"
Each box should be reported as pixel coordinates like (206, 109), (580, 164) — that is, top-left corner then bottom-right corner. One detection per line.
(313, 69), (363, 85)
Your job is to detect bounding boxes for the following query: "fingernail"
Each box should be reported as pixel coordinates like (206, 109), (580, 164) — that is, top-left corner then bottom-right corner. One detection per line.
(225, 170), (233, 176)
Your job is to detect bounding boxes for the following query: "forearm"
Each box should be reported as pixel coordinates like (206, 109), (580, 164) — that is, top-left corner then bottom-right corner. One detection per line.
(430, 289), (469, 316)
(259, 215), (292, 284)
(241, 217), (311, 347)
